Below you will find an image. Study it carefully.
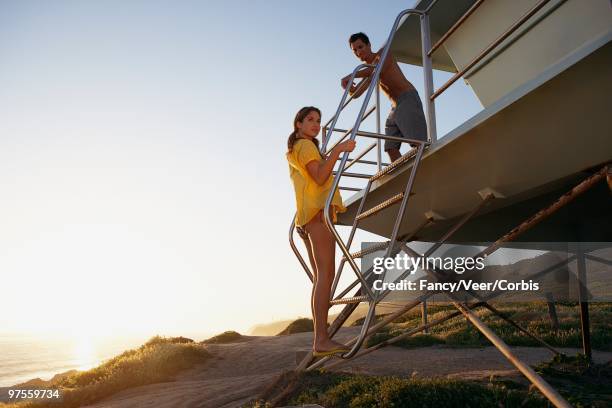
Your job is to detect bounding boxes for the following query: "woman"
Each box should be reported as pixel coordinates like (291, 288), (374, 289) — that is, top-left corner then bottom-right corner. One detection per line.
(287, 106), (356, 357)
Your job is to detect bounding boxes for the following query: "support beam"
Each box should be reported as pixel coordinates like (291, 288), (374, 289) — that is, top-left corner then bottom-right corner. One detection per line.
(421, 300), (429, 334)
(479, 166), (608, 258)
(402, 244), (564, 356)
(481, 303), (560, 356)
(545, 292), (560, 332)
(452, 302), (572, 408)
(575, 242), (592, 362)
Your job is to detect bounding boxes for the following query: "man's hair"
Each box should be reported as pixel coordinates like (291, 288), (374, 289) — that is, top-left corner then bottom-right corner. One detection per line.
(349, 32), (370, 45)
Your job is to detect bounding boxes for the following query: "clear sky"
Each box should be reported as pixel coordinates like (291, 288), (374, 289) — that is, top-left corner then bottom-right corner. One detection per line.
(0, 0), (483, 339)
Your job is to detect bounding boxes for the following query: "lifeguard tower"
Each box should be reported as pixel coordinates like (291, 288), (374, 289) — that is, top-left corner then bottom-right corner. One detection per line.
(289, 1), (612, 406)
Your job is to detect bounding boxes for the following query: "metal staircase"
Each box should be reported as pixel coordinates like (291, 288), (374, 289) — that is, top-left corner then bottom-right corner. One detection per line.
(289, 6), (435, 361)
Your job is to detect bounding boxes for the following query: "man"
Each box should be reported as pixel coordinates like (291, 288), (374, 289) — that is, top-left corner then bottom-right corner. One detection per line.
(341, 32), (427, 162)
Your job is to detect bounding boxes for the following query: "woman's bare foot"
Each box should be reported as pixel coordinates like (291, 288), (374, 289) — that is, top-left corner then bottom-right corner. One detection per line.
(313, 339), (349, 353)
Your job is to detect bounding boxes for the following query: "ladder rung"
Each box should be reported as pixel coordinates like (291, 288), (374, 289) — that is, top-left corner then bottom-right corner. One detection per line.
(370, 148), (419, 182)
(336, 157), (390, 166)
(333, 171), (372, 179)
(356, 192), (404, 221)
(343, 241), (390, 261)
(330, 295), (369, 305)
(340, 186), (362, 192)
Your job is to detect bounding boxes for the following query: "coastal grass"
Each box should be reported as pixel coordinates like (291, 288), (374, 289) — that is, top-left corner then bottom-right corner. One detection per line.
(277, 318), (315, 335)
(248, 370), (548, 408)
(249, 353), (612, 408)
(362, 302), (612, 351)
(202, 330), (243, 344)
(0, 336), (210, 408)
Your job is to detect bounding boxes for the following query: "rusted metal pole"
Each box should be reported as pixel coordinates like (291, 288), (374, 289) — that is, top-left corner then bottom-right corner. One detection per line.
(401, 244), (564, 356)
(478, 166), (608, 259)
(481, 303), (560, 355)
(545, 292), (560, 332)
(421, 300), (429, 334)
(453, 302), (572, 408)
(575, 242), (592, 362)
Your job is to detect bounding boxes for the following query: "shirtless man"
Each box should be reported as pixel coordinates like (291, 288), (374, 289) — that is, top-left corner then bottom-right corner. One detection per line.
(341, 32), (427, 162)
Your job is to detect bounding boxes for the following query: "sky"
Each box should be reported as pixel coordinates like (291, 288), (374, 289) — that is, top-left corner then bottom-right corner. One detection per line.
(0, 0), (483, 340)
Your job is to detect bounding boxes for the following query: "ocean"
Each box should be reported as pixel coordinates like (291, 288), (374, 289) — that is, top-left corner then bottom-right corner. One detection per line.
(0, 333), (151, 387)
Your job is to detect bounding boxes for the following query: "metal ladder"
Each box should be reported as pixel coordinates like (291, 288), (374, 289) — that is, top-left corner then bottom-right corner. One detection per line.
(289, 7), (437, 360)
(323, 137), (428, 359)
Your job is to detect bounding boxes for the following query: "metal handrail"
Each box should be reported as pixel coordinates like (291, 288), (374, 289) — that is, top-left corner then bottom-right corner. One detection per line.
(322, 95), (354, 130)
(321, 64), (375, 152)
(324, 69), (376, 129)
(324, 106), (376, 155)
(372, 144), (426, 298)
(289, 218), (313, 283)
(375, 83), (382, 171)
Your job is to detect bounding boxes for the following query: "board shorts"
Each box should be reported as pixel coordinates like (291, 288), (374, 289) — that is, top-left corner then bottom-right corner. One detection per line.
(384, 89), (427, 151)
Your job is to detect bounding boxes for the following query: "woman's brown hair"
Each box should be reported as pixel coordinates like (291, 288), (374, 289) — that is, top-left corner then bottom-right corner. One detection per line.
(287, 106), (321, 153)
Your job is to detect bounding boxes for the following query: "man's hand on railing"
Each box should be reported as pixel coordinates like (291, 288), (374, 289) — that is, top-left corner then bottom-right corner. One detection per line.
(341, 74), (353, 90)
(341, 66), (374, 90)
(349, 78), (372, 98)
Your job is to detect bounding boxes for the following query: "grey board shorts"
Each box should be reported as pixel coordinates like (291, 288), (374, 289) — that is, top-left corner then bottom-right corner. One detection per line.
(384, 89), (427, 151)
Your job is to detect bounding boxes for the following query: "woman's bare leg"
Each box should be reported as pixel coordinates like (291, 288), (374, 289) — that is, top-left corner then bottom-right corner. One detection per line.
(305, 213), (348, 352)
(299, 231), (318, 320)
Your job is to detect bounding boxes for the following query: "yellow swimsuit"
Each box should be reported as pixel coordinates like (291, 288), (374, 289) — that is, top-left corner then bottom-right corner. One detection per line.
(287, 138), (346, 227)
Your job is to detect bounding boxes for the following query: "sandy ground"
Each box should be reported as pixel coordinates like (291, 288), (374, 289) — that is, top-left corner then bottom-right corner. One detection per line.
(78, 326), (611, 408)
